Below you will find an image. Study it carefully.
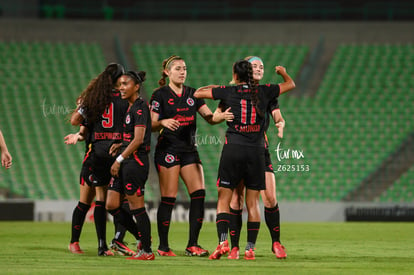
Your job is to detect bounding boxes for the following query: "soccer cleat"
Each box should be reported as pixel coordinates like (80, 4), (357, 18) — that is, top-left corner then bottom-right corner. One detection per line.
(98, 247), (115, 256)
(272, 241), (287, 259)
(208, 240), (229, 260)
(227, 247), (240, 259)
(110, 240), (136, 256)
(244, 248), (255, 260)
(68, 242), (84, 254)
(126, 250), (155, 260)
(157, 248), (177, 256)
(185, 245), (209, 257)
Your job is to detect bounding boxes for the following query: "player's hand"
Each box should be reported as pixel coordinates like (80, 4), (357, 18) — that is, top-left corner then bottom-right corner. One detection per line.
(64, 132), (83, 144)
(222, 107), (234, 122)
(111, 161), (121, 177)
(161, 118), (180, 131)
(1, 151), (12, 169)
(275, 66), (287, 75)
(275, 121), (285, 138)
(109, 143), (122, 157)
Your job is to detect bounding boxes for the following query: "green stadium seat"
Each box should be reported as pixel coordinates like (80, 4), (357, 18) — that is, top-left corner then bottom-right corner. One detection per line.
(0, 41), (106, 199)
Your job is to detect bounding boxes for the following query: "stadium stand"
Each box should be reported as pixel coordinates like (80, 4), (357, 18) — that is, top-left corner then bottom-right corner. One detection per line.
(0, 41), (106, 199)
(265, 44), (414, 201)
(377, 165), (414, 203)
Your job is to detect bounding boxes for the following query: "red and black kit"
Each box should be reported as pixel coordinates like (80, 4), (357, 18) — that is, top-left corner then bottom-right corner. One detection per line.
(211, 84), (280, 190)
(150, 85), (206, 168)
(117, 97), (151, 196)
(81, 91), (128, 187)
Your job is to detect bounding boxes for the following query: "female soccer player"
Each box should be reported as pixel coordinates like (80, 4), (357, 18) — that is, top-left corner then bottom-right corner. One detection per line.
(0, 130), (12, 169)
(65, 63), (128, 256)
(150, 55), (233, 257)
(227, 56), (288, 260)
(107, 70), (155, 260)
(194, 59), (295, 260)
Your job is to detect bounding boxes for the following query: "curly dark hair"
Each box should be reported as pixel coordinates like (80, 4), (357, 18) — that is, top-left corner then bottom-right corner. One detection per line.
(233, 60), (263, 117)
(76, 63), (123, 123)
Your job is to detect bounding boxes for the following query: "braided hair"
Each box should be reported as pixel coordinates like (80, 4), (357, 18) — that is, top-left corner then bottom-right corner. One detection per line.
(157, 55), (184, 87)
(233, 60), (263, 117)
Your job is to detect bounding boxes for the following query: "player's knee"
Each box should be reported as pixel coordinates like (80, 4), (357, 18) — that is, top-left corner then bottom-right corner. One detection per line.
(105, 199), (120, 211)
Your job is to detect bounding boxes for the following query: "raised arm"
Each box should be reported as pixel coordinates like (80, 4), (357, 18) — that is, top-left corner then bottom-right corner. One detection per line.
(275, 66), (296, 94)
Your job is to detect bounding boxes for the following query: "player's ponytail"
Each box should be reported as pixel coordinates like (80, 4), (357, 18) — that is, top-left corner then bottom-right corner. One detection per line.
(247, 63), (263, 118)
(158, 55), (183, 88)
(126, 70), (146, 84)
(233, 60), (263, 118)
(126, 70), (147, 94)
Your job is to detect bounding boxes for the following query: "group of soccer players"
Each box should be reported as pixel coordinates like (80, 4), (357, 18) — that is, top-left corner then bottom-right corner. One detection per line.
(65, 54), (295, 261)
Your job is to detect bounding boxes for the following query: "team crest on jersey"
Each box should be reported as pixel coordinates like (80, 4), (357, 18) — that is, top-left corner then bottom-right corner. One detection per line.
(88, 175), (97, 184)
(186, 98), (195, 106)
(152, 100), (160, 111)
(165, 154), (175, 164)
(125, 114), (131, 124)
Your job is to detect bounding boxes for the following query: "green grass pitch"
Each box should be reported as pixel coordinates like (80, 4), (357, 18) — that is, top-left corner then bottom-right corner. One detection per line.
(1, 222), (414, 274)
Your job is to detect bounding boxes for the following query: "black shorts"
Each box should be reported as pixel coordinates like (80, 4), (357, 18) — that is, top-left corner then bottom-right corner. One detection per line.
(108, 176), (124, 194)
(119, 152), (149, 196)
(154, 150), (201, 171)
(264, 148), (274, 173)
(217, 144), (265, 190)
(80, 142), (114, 187)
(79, 161), (97, 187)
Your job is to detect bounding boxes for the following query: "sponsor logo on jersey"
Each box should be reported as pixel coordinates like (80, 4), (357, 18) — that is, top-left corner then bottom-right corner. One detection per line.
(165, 154), (175, 164)
(126, 114), (131, 124)
(186, 98), (195, 106)
(152, 100), (160, 111)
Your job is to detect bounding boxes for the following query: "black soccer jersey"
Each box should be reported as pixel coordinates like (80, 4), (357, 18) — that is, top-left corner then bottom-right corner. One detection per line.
(121, 97), (151, 154)
(150, 85), (206, 153)
(212, 84), (280, 147)
(88, 91), (129, 143)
